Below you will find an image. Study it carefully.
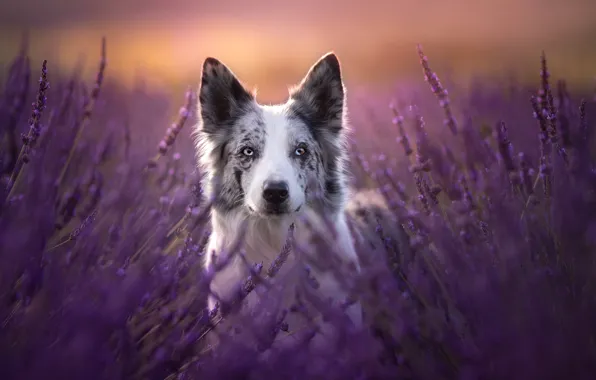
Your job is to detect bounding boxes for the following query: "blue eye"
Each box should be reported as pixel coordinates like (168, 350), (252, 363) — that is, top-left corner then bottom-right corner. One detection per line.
(294, 146), (307, 156)
(242, 147), (254, 156)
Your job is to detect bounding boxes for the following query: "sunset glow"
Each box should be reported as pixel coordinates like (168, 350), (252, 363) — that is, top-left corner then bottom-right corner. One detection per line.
(1, 0), (595, 101)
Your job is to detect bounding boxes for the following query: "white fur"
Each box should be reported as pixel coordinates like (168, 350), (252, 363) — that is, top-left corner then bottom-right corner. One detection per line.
(205, 202), (362, 350)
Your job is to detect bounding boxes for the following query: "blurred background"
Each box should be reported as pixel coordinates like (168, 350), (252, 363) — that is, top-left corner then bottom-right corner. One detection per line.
(3, 3), (596, 379)
(1, 0), (595, 103)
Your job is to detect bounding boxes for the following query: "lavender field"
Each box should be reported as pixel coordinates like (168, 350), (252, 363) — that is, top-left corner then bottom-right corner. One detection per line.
(1, 37), (595, 380)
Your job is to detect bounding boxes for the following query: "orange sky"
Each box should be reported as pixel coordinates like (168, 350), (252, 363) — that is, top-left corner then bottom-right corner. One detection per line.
(1, 0), (595, 101)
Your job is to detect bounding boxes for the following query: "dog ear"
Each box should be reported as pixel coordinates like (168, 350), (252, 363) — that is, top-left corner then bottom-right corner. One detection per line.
(198, 57), (254, 133)
(289, 52), (345, 134)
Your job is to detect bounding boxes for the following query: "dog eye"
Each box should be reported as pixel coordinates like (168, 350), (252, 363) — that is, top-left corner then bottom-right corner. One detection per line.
(242, 147), (254, 157)
(294, 146), (307, 157)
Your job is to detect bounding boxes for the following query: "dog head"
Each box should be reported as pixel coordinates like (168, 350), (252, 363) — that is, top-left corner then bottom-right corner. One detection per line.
(195, 52), (349, 218)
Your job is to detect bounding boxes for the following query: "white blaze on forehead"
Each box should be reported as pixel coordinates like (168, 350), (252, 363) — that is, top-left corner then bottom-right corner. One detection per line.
(245, 104), (306, 212)
(259, 105), (294, 178)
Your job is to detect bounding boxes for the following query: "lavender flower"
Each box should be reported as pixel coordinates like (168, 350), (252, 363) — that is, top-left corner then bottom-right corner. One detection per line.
(0, 39), (594, 380)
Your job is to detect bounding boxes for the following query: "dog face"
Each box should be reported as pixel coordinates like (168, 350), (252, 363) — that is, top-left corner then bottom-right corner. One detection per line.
(195, 53), (348, 217)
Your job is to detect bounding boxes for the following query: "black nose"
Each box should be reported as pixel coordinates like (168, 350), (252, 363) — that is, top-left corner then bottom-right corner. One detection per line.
(262, 180), (289, 204)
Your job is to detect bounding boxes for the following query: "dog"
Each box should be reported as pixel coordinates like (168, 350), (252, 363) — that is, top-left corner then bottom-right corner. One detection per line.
(194, 52), (363, 349)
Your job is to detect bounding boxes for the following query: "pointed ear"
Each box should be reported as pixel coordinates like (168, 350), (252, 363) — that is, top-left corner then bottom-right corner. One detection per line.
(289, 52), (345, 134)
(198, 57), (254, 133)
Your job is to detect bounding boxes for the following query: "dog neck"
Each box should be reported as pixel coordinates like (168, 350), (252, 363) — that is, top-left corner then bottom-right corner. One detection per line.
(210, 208), (296, 267)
